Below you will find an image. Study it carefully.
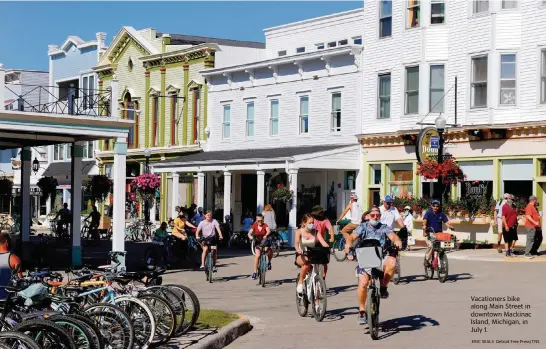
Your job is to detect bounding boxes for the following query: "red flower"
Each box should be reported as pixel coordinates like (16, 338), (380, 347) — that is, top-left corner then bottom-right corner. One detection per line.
(277, 184), (282, 189)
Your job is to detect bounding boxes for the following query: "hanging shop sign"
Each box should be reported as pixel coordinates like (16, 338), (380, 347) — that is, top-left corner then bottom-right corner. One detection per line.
(179, 175), (194, 183)
(416, 127), (440, 163)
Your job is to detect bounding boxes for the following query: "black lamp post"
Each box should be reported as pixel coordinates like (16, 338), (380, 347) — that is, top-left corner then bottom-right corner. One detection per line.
(435, 115), (447, 201)
(144, 148), (151, 223)
(32, 157), (40, 175)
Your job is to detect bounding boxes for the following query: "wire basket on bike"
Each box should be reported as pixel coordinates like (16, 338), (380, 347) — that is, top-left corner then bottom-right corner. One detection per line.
(305, 247), (330, 265)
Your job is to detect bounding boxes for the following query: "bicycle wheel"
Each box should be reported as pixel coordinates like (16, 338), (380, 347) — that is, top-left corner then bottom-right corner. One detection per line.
(84, 303), (134, 349)
(146, 286), (186, 336)
(438, 252), (449, 283)
(392, 253), (401, 285)
(162, 284), (200, 335)
(137, 293), (176, 345)
(81, 225), (89, 240)
(15, 319), (77, 349)
(0, 331), (41, 349)
(270, 237), (280, 258)
(259, 255), (267, 287)
(48, 315), (94, 349)
(296, 273), (308, 317)
(113, 296), (156, 349)
(334, 238), (347, 262)
(250, 239), (256, 256)
(424, 255), (434, 280)
(366, 287), (380, 340)
(207, 252), (214, 284)
(66, 313), (105, 349)
(313, 275), (327, 322)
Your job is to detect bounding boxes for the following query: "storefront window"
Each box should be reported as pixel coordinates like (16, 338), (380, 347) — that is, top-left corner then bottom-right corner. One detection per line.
(458, 161), (494, 200)
(540, 159), (546, 177)
(422, 180), (451, 199)
(371, 165), (381, 185)
(460, 181), (493, 200)
(502, 160), (533, 200)
(388, 164), (413, 197)
(344, 171), (356, 190)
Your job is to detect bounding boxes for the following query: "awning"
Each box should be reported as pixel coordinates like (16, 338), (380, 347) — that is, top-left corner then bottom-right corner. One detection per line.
(42, 160), (96, 183)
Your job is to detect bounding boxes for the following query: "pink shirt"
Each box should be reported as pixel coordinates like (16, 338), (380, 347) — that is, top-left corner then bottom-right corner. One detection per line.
(313, 219), (332, 239)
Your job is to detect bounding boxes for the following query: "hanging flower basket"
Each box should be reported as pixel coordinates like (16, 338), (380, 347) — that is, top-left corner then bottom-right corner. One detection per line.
(130, 173), (160, 202)
(272, 184), (294, 203)
(84, 175), (113, 203)
(416, 157), (466, 185)
(37, 176), (58, 200)
(0, 178), (13, 197)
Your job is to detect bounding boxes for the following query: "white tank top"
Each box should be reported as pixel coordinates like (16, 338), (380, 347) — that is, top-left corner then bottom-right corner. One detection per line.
(350, 202), (363, 224)
(300, 235), (316, 249)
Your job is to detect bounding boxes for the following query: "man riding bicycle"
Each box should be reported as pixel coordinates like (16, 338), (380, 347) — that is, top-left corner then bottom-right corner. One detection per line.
(85, 205), (101, 240)
(422, 199), (455, 267)
(55, 203), (71, 236)
(247, 214), (272, 279)
(344, 206), (402, 324)
(196, 210), (224, 272)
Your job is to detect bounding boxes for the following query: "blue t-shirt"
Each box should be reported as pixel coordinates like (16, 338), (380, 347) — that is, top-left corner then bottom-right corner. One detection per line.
(354, 221), (391, 248)
(192, 213), (203, 226)
(423, 209), (449, 234)
(242, 218), (254, 231)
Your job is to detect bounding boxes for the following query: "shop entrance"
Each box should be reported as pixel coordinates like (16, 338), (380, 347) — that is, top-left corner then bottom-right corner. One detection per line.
(369, 189), (380, 207)
(240, 174), (257, 218)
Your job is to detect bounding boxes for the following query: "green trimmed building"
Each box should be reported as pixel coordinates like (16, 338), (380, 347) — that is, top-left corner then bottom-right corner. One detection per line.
(93, 27), (265, 221)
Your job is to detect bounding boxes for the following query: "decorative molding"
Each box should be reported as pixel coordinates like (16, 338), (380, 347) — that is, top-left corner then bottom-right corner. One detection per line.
(294, 61), (304, 80)
(223, 72), (233, 88)
(268, 65), (278, 83)
(321, 56), (331, 75)
(350, 48), (361, 71)
(244, 69), (255, 86)
(97, 69), (114, 79)
(109, 34), (148, 64)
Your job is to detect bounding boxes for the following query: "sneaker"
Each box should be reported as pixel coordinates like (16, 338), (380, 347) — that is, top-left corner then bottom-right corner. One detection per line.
(357, 311), (367, 324)
(199, 265), (205, 270)
(524, 253), (535, 259)
(380, 286), (389, 299)
(296, 283), (303, 294)
(267, 262), (272, 271)
(252, 273), (257, 280)
(213, 267), (218, 273)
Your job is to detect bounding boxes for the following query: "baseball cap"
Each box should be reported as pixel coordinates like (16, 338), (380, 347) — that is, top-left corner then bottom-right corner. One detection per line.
(384, 196), (394, 203)
(404, 206), (411, 210)
(529, 195), (537, 201)
(503, 193), (511, 199)
(350, 194), (358, 200)
(431, 199), (441, 205)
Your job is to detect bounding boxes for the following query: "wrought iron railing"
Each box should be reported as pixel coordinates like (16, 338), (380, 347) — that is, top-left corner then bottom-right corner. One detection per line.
(4, 83), (112, 117)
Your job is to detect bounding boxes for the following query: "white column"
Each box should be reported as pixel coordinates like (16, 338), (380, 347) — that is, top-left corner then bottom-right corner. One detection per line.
(223, 171), (231, 222)
(288, 168), (298, 248)
(150, 200), (157, 223)
(110, 77), (119, 119)
(171, 172), (179, 219)
(112, 137), (127, 269)
(46, 197), (52, 215)
(0, 64), (5, 108)
(197, 172), (205, 210)
(321, 171), (328, 208)
(256, 170), (265, 215)
(63, 188), (68, 205)
(71, 142), (83, 266)
(20, 148), (31, 243)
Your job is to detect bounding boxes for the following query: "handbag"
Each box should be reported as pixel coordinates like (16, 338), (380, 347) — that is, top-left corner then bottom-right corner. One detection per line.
(407, 236), (416, 246)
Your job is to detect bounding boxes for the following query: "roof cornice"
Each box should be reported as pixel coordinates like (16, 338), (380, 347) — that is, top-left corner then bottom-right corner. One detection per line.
(263, 8), (363, 33)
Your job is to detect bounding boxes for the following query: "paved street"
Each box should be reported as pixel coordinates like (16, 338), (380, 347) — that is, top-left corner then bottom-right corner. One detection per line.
(160, 248), (546, 349)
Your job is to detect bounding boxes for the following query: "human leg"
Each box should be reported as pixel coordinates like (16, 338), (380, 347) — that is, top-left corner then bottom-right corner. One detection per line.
(524, 227), (536, 256)
(357, 273), (370, 323)
(424, 239), (433, 266)
(201, 245), (208, 267)
(253, 248), (261, 273)
(497, 221), (504, 252)
(341, 223), (358, 242)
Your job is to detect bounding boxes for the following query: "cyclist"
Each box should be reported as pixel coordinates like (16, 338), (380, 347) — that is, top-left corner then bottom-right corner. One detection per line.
(172, 210), (197, 241)
(0, 232), (21, 299)
(196, 210), (224, 272)
(344, 206), (402, 324)
(379, 196), (405, 231)
(247, 214), (272, 279)
(55, 203), (71, 235)
(295, 214), (330, 294)
(311, 205), (334, 280)
(337, 194), (362, 242)
(85, 206), (101, 240)
(422, 199), (455, 267)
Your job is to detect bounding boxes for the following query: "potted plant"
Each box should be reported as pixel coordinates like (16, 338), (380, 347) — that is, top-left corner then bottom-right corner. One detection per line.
(130, 173), (161, 202)
(0, 178), (13, 197)
(272, 184), (294, 203)
(37, 176), (58, 201)
(84, 175), (113, 203)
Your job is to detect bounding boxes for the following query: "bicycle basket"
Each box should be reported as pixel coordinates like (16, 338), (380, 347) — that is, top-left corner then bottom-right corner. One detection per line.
(306, 247), (330, 265)
(434, 232), (452, 241)
(356, 246), (383, 269)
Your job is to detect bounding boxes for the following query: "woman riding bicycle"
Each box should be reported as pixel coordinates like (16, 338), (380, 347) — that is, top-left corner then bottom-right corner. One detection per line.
(295, 214), (330, 294)
(247, 214), (272, 280)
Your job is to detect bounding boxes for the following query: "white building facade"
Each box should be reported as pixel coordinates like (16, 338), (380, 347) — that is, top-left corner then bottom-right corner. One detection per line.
(359, 0), (546, 245)
(154, 9), (365, 242)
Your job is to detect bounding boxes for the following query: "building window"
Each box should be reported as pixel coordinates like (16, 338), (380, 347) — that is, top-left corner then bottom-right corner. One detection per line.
(327, 42), (336, 48)
(540, 49), (546, 103)
(296, 47), (305, 53)
(82, 76), (88, 110)
(431, 0), (445, 24)
(405, 66), (419, 114)
(54, 144), (64, 161)
(379, 0), (392, 38)
(270, 100), (279, 136)
(82, 141), (95, 159)
(246, 102), (255, 137)
(500, 54), (516, 105)
(502, 159), (533, 199)
(82, 75), (95, 110)
(299, 96), (309, 134)
(407, 0), (420, 28)
(331, 93), (341, 132)
(353, 36), (362, 45)
(430, 65), (445, 113)
(171, 95), (178, 145)
(128, 58), (134, 71)
(316, 43), (324, 50)
(66, 144), (72, 160)
(501, 0), (518, 9)
(389, 164), (414, 198)
(278, 50), (286, 57)
(473, 0), (489, 14)
(371, 164), (382, 185)
(471, 55), (488, 108)
(153, 96), (159, 146)
(192, 89), (200, 143)
(345, 171), (357, 190)
(124, 94), (138, 149)
(378, 74), (391, 119)
(338, 39), (348, 46)
(223, 105), (231, 139)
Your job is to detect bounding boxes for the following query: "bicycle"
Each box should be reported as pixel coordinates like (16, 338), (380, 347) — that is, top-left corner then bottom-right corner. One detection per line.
(199, 237), (215, 283)
(424, 228), (456, 283)
(295, 247), (329, 322)
(254, 240), (269, 287)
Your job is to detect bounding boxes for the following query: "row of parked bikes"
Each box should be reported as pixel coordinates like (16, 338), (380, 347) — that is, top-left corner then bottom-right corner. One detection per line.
(0, 251), (200, 349)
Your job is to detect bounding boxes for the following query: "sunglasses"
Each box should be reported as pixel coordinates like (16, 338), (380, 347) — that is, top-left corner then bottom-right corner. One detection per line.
(369, 213), (380, 218)
(432, 205), (440, 208)
(256, 220), (264, 222)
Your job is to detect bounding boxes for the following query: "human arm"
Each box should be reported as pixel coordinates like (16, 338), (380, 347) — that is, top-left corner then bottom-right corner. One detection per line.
(327, 225), (335, 243)
(295, 229), (302, 254)
(502, 216), (509, 231)
(9, 254), (22, 278)
(337, 204), (351, 223)
(247, 227), (254, 240)
(393, 209), (405, 229)
(185, 221), (197, 229)
(214, 221), (223, 240)
(264, 226), (272, 238)
(344, 231), (360, 259)
(316, 232), (330, 248)
(443, 214), (454, 230)
(422, 217), (428, 237)
(387, 232), (402, 249)
(195, 222), (202, 239)
(525, 206), (540, 226)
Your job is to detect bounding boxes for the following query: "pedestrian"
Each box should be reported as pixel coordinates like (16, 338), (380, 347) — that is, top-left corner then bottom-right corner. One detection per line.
(192, 207), (204, 226)
(501, 195), (518, 257)
(399, 206), (413, 251)
(379, 196), (405, 231)
(531, 201), (543, 256)
(524, 196), (540, 259)
(494, 193), (510, 253)
(336, 194), (363, 243)
(422, 199), (455, 267)
(0, 232), (22, 299)
(242, 213), (254, 233)
(262, 204), (277, 232)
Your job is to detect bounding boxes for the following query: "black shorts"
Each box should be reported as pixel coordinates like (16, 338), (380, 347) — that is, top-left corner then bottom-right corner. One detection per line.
(201, 236), (218, 246)
(503, 226), (518, 242)
(255, 236), (271, 248)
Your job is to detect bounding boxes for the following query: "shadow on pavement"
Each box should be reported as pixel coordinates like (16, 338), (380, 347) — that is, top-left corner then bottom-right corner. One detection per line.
(400, 273), (473, 284)
(158, 328), (218, 348)
(264, 277), (298, 288)
(323, 306), (359, 322)
(377, 314), (440, 339)
(215, 274), (251, 283)
(327, 284), (357, 297)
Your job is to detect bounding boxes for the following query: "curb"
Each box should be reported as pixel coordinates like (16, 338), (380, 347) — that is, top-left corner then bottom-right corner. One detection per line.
(190, 316), (252, 349)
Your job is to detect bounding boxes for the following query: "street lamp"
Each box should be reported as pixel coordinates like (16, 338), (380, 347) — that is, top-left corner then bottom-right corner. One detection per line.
(144, 148), (151, 224)
(435, 114), (447, 201)
(32, 157), (40, 175)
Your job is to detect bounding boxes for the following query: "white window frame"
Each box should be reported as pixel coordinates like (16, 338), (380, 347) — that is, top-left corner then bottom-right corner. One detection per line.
(406, 0), (421, 29)
(315, 43), (324, 50)
(338, 39), (348, 46)
(352, 36), (362, 45)
(501, 0), (518, 10)
(379, 0), (393, 38)
(299, 95), (309, 135)
(327, 42), (337, 48)
(246, 102), (255, 137)
(331, 92), (342, 133)
(431, 0), (446, 25)
(541, 48), (546, 104)
(499, 53), (517, 106)
(81, 73), (96, 111)
(473, 0), (489, 14)
(429, 64), (445, 113)
(405, 66), (420, 115)
(378, 73), (391, 119)
(470, 54), (488, 108)
(222, 104), (231, 139)
(278, 50), (286, 57)
(296, 47), (305, 53)
(269, 99), (279, 136)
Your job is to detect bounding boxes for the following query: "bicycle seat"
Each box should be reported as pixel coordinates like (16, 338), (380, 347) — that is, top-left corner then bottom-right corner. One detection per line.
(112, 277), (132, 285)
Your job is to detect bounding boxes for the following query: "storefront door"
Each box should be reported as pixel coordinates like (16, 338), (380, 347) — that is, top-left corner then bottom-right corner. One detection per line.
(369, 189), (380, 207)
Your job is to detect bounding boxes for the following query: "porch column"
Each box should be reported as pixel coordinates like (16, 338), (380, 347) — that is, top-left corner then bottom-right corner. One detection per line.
(112, 137), (127, 269)
(321, 171), (328, 208)
(256, 170), (265, 215)
(197, 172), (205, 210)
(150, 199), (157, 223)
(0, 64), (4, 108)
(71, 142), (84, 266)
(20, 148), (31, 243)
(223, 171), (231, 222)
(46, 197), (52, 215)
(288, 168), (298, 248)
(171, 172), (179, 219)
(110, 78), (119, 119)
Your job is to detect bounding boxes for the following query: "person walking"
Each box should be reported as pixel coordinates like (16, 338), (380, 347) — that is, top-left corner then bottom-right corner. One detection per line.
(336, 194), (362, 242)
(379, 196), (405, 231)
(400, 206), (413, 251)
(531, 201), (543, 256)
(262, 204), (277, 232)
(524, 196), (540, 259)
(0, 232), (22, 299)
(501, 195), (518, 257)
(494, 193), (510, 253)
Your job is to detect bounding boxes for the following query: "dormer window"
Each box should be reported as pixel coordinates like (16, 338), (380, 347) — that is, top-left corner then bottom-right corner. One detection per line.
(316, 43), (325, 50)
(338, 39), (348, 46)
(296, 47), (305, 53)
(327, 42), (337, 48)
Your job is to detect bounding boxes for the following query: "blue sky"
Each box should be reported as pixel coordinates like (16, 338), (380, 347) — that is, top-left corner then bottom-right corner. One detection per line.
(0, 1), (362, 71)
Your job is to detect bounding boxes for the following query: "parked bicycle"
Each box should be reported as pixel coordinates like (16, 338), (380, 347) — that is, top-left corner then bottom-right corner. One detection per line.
(295, 247), (329, 322)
